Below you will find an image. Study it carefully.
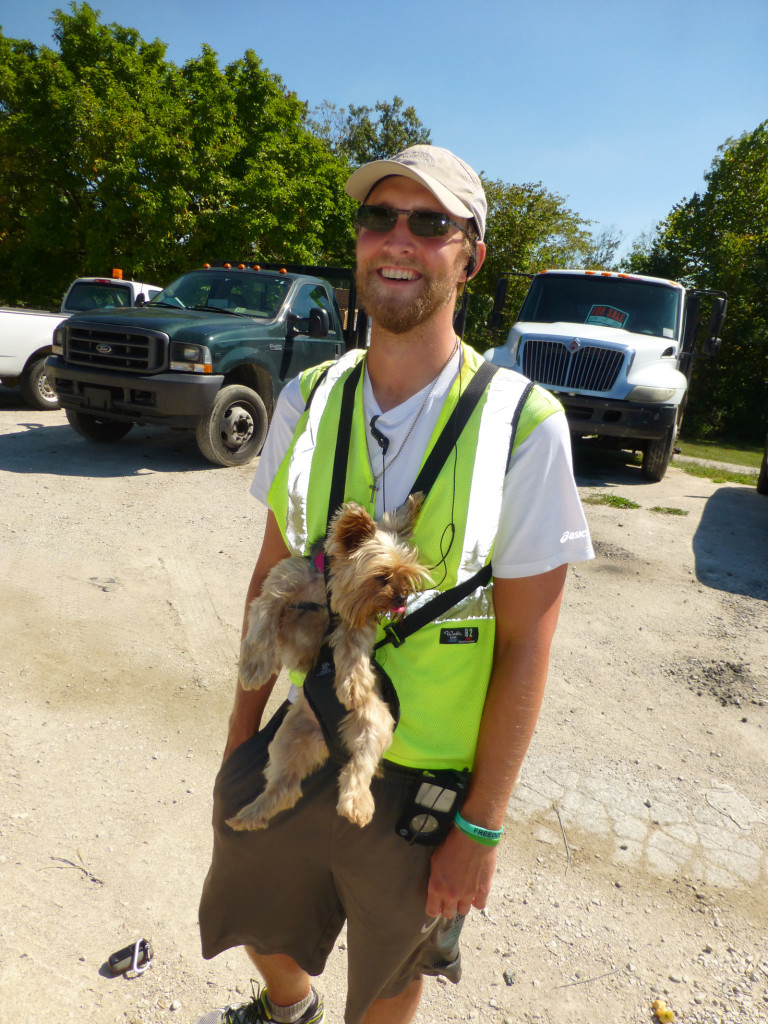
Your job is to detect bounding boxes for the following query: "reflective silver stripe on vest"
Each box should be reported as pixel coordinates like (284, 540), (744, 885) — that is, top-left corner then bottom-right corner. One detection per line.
(285, 352), (362, 552)
(461, 371), (519, 578)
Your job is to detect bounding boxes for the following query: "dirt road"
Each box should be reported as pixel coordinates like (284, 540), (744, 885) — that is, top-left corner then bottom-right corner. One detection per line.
(1, 392), (766, 1024)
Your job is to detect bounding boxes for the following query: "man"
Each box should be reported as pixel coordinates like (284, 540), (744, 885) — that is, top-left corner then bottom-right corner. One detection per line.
(197, 145), (593, 1024)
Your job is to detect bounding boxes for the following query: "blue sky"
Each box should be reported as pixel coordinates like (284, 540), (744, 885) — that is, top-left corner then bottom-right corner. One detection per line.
(4, 0), (767, 255)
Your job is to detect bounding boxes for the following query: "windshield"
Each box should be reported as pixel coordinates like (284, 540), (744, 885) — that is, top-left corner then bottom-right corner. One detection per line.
(65, 281), (134, 310)
(519, 274), (681, 340)
(150, 271), (291, 319)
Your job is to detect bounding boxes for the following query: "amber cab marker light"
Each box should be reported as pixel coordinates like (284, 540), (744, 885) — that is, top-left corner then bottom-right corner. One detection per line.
(112, 268), (123, 279)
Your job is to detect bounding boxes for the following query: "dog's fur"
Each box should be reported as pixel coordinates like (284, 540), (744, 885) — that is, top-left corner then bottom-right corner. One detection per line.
(227, 495), (428, 831)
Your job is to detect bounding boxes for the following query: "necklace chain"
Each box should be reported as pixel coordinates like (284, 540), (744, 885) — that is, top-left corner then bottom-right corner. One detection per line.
(366, 339), (459, 491)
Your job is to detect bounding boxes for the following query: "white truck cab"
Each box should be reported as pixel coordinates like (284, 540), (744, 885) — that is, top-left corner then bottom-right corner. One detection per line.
(485, 269), (727, 481)
(0, 271), (161, 409)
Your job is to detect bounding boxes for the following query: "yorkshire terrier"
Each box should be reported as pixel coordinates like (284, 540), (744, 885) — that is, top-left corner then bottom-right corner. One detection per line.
(227, 494), (428, 831)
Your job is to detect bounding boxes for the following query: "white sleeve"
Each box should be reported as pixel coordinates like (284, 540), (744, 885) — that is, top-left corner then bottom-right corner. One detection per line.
(492, 409), (594, 578)
(250, 377), (306, 506)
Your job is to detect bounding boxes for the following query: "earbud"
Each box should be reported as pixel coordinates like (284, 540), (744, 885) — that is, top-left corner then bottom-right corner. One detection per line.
(370, 415), (390, 454)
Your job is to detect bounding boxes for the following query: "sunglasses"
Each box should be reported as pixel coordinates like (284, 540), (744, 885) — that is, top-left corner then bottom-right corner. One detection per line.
(355, 205), (469, 239)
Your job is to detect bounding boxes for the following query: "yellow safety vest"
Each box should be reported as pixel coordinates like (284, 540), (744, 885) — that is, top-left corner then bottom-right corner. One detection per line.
(268, 345), (561, 769)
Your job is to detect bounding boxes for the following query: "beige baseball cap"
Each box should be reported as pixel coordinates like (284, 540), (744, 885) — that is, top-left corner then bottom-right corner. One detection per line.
(345, 144), (486, 240)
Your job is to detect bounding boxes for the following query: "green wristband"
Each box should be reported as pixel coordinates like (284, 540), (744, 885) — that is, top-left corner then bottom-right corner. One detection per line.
(453, 811), (503, 847)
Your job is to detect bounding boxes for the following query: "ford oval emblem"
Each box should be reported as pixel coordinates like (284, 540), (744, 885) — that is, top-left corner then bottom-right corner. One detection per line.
(96, 343), (113, 354)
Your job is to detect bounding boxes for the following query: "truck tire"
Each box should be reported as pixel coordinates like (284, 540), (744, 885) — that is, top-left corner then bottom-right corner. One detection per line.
(20, 357), (60, 411)
(757, 446), (768, 496)
(66, 409), (134, 442)
(195, 385), (268, 467)
(641, 426), (675, 482)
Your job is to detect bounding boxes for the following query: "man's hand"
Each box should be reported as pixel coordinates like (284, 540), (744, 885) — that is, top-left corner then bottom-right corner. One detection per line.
(221, 684), (269, 763)
(426, 827), (498, 918)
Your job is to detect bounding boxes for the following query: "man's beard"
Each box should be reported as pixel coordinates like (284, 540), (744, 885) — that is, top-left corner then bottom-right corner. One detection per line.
(355, 260), (460, 335)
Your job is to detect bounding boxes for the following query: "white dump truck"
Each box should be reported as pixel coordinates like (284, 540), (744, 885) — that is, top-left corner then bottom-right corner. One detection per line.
(484, 268), (727, 481)
(0, 272), (161, 409)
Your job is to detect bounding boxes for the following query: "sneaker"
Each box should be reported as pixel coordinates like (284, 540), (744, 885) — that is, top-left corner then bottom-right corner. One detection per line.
(195, 985), (324, 1024)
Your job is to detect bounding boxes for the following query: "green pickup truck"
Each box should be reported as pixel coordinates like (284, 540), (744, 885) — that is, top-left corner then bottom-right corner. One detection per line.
(47, 263), (365, 466)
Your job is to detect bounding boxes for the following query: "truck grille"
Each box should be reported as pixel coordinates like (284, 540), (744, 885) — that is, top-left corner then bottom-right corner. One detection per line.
(520, 337), (624, 393)
(65, 325), (168, 372)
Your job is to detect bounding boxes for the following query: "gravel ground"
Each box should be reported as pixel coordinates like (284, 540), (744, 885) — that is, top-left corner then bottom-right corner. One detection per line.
(1, 390), (767, 1024)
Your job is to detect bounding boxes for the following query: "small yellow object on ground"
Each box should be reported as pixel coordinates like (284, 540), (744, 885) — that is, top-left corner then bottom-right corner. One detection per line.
(651, 1000), (675, 1022)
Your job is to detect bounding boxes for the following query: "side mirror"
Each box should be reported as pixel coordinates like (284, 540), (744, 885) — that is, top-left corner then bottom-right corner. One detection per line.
(134, 293), (146, 307)
(488, 276), (509, 330)
(308, 307), (330, 338)
(702, 295), (727, 357)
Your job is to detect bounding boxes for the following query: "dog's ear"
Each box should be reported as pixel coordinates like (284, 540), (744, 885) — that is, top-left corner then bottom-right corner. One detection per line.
(385, 492), (424, 538)
(328, 502), (377, 555)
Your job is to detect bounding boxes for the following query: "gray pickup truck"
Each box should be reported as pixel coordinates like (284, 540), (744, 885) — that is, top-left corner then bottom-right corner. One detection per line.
(47, 263), (365, 465)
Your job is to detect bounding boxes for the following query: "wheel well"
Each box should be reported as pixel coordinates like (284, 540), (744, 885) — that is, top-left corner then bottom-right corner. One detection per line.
(222, 364), (275, 419)
(25, 346), (52, 370)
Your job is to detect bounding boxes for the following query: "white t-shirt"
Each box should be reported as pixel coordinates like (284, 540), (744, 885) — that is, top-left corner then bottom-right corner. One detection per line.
(251, 354), (594, 578)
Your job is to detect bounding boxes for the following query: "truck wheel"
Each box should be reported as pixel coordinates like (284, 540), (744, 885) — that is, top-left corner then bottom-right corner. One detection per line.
(641, 426), (675, 482)
(195, 385), (268, 467)
(65, 409), (134, 441)
(20, 357), (60, 411)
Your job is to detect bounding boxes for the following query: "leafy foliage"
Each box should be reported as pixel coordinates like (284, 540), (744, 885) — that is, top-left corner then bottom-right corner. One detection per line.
(624, 121), (768, 441)
(1, 3), (619, 333)
(307, 95), (431, 167)
(0, 3), (355, 305)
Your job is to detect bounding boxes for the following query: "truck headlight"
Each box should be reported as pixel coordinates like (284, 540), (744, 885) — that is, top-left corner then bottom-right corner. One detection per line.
(627, 385), (676, 403)
(52, 328), (66, 355)
(170, 342), (213, 373)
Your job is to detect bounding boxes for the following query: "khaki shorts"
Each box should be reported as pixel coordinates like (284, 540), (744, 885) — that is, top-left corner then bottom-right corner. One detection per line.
(198, 703), (465, 1024)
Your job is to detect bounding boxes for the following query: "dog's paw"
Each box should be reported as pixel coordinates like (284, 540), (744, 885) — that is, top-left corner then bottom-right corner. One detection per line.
(225, 809), (269, 832)
(336, 788), (375, 828)
(238, 653), (275, 691)
(337, 673), (373, 710)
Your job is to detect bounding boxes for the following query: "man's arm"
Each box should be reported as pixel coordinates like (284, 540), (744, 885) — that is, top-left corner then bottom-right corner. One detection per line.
(426, 564), (567, 918)
(222, 509), (291, 763)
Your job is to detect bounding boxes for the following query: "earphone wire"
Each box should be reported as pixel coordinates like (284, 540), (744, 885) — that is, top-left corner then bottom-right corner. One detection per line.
(425, 342), (462, 588)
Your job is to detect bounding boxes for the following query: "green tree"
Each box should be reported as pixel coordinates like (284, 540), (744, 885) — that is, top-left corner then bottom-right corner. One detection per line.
(0, 3), (356, 306)
(308, 95), (431, 166)
(625, 121), (768, 440)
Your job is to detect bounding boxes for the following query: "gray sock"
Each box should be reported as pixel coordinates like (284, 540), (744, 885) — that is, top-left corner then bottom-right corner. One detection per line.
(264, 989), (314, 1023)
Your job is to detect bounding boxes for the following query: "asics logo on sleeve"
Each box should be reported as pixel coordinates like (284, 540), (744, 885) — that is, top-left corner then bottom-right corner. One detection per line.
(561, 529), (588, 543)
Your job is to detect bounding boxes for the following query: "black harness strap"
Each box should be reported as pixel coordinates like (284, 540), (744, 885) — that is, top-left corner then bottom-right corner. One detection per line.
(304, 364), (332, 412)
(376, 563), (492, 650)
(326, 359), (364, 528)
(409, 359), (499, 498)
(375, 375), (535, 653)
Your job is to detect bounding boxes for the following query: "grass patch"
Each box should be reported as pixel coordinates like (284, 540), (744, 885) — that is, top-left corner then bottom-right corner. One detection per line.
(678, 438), (762, 469)
(583, 493), (640, 509)
(650, 506), (689, 516)
(675, 462), (758, 486)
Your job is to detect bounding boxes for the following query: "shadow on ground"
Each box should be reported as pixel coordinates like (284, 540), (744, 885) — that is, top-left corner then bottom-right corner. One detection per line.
(572, 442), (767, 601)
(0, 388), (210, 477)
(692, 485), (768, 600)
